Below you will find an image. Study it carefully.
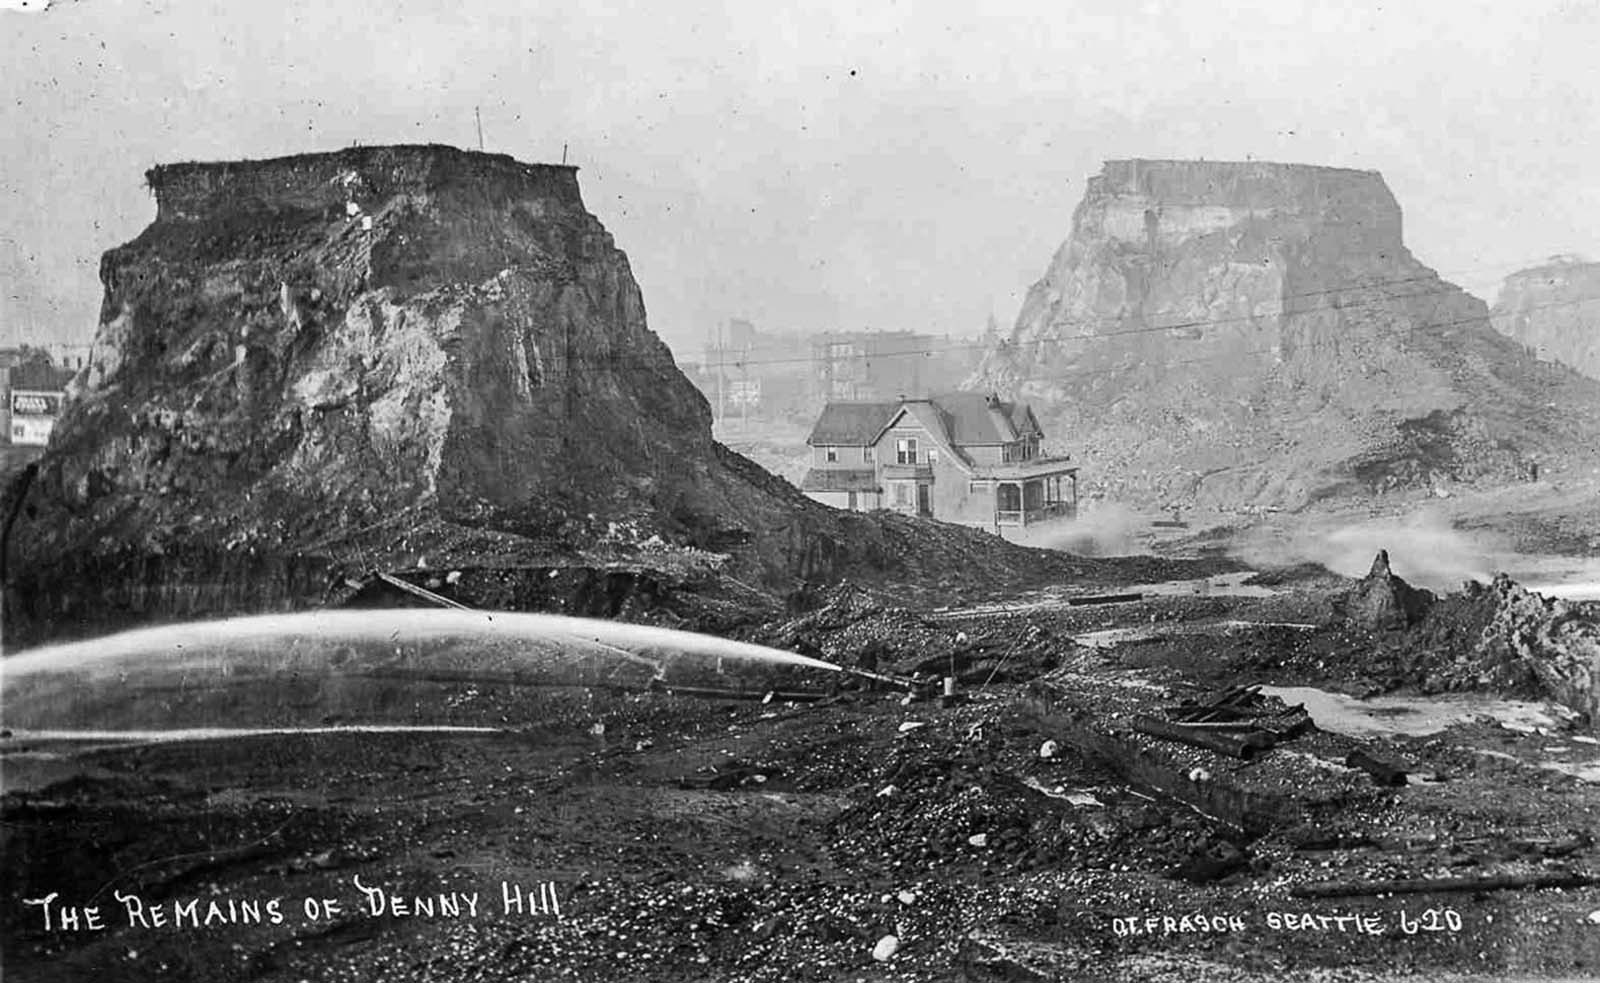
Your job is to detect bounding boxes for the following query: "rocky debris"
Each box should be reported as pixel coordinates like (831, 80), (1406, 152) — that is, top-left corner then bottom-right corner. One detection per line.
(1336, 550), (1436, 631)
(1491, 256), (1600, 382)
(1405, 575), (1600, 724)
(822, 719), (1233, 881)
(972, 159), (1600, 512)
(1303, 570), (1600, 728)
(757, 581), (1065, 685)
(13, 633), (1600, 981)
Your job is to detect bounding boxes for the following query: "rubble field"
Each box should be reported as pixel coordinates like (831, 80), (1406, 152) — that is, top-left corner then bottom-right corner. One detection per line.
(6, 557), (1600, 982)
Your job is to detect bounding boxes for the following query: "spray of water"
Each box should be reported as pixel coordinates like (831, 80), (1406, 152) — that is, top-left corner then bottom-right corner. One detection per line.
(4, 609), (835, 677)
(0, 610), (838, 734)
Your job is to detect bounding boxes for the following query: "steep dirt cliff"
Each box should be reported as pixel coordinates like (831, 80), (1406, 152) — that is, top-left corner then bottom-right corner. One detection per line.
(976, 159), (1600, 511)
(1, 146), (1095, 646)
(1491, 256), (1600, 381)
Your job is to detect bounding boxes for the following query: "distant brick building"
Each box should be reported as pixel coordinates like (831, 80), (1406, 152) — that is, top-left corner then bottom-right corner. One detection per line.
(811, 330), (980, 403)
(799, 392), (1077, 532)
(690, 324), (983, 423)
(2, 350), (77, 478)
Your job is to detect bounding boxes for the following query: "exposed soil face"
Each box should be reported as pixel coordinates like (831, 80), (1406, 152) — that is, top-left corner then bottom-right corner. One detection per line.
(1491, 256), (1600, 382)
(8, 566), (1600, 982)
(974, 159), (1600, 514)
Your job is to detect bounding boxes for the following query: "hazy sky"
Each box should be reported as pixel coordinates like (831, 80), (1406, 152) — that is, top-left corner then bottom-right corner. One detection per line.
(3, 0), (1597, 358)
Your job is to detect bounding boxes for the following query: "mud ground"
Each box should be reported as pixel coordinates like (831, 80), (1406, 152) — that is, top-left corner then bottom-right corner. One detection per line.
(6, 560), (1600, 982)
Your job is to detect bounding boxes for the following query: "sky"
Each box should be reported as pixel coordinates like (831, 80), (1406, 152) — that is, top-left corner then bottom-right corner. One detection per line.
(2, 0), (1598, 360)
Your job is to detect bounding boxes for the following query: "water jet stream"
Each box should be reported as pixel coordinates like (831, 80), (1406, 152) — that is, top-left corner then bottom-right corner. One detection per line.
(0, 609), (839, 734)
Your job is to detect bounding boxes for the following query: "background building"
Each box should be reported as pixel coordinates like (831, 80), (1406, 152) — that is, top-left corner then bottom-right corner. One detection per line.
(800, 392), (1078, 533)
(689, 320), (985, 425)
(2, 347), (78, 480)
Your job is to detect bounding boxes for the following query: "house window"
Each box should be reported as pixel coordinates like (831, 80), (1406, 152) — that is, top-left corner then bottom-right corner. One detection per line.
(927, 449), (938, 465)
(1003, 440), (1035, 463)
(895, 437), (918, 465)
(862, 446), (874, 463)
(825, 447), (838, 463)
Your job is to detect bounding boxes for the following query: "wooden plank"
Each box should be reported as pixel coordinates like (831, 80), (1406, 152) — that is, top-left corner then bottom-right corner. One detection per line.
(374, 571), (473, 610)
(1066, 593), (1144, 607)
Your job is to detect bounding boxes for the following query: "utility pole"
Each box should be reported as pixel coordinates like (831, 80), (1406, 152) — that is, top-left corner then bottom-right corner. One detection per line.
(741, 359), (750, 433)
(562, 143), (569, 165)
(715, 321), (726, 424)
(475, 107), (484, 151)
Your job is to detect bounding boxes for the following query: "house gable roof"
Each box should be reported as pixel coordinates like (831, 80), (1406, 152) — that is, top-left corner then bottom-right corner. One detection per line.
(7, 359), (76, 392)
(918, 392), (1044, 445)
(806, 401), (898, 445)
(926, 392), (1015, 444)
(1009, 403), (1043, 438)
(807, 393), (1047, 469)
(872, 400), (974, 470)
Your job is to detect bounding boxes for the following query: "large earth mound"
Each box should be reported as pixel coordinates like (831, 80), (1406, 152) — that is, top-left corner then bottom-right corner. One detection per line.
(974, 159), (1600, 512)
(1490, 255), (1600, 382)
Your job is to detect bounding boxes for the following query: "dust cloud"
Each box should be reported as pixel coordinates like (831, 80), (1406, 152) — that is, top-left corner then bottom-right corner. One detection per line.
(1230, 509), (1501, 592)
(1012, 503), (1151, 557)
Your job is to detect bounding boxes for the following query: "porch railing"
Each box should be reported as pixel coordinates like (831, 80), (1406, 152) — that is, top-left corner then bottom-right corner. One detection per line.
(996, 502), (1076, 526)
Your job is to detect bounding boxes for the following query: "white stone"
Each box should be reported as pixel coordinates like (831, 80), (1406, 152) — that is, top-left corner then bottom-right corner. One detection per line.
(871, 935), (899, 961)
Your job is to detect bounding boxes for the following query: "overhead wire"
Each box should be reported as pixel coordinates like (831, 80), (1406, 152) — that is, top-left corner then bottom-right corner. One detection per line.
(553, 262), (1600, 386)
